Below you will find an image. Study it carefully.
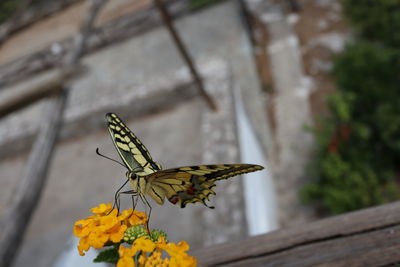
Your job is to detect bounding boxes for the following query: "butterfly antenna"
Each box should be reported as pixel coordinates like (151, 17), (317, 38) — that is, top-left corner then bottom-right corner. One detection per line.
(96, 148), (126, 168)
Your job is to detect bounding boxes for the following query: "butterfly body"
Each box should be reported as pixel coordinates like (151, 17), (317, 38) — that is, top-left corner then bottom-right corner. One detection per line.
(106, 113), (264, 208)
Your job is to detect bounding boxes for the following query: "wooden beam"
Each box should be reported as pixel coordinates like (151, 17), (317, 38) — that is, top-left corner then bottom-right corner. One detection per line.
(0, 0), (189, 88)
(0, 0), (82, 43)
(0, 67), (84, 119)
(0, 91), (68, 267)
(0, 1), (107, 266)
(192, 201), (400, 266)
(154, 0), (217, 111)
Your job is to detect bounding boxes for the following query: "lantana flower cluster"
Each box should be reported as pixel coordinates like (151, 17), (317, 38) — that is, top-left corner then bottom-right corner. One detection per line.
(118, 236), (195, 267)
(73, 203), (197, 267)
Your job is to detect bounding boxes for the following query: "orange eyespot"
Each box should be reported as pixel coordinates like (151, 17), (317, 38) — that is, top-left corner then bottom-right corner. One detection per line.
(168, 196), (179, 204)
(186, 187), (197, 195)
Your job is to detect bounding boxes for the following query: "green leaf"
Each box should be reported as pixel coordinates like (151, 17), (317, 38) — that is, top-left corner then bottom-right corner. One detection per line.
(93, 247), (119, 264)
(342, 0), (400, 47)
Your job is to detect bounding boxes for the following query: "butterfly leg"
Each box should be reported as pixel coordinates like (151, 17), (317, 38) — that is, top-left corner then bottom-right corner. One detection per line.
(119, 190), (139, 209)
(131, 194), (136, 211)
(139, 193), (152, 232)
(133, 194), (140, 211)
(118, 190), (139, 218)
(111, 191), (121, 215)
(107, 179), (130, 215)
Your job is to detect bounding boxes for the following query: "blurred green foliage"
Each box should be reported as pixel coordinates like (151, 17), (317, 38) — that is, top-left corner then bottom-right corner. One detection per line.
(0, 0), (22, 24)
(0, 0), (55, 24)
(343, 0), (400, 47)
(301, 4), (400, 214)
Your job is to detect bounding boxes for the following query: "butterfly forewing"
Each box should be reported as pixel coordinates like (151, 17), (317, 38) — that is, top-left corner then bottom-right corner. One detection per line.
(105, 113), (161, 175)
(146, 164), (264, 208)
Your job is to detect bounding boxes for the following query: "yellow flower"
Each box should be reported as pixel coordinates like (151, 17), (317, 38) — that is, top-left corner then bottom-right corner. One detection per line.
(118, 209), (134, 221)
(119, 244), (136, 258)
(74, 203), (197, 266)
(73, 219), (93, 237)
(138, 254), (147, 266)
(73, 203), (148, 255)
(91, 203), (112, 215)
(132, 236), (156, 253)
(117, 238), (156, 267)
(155, 238), (197, 267)
(117, 244), (137, 267)
(99, 213), (119, 231)
(117, 256), (135, 267)
(110, 224), (128, 243)
(144, 251), (169, 267)
(165, 241), (190, 256)
(88, 230), (109, 249)
(128, 211), (148, 226)
(77, 236), (90, 256)
(116, 236), (197, 267)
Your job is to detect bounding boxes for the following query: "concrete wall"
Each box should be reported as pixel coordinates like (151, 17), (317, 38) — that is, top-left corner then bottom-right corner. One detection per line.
(0, 2), (274, 267)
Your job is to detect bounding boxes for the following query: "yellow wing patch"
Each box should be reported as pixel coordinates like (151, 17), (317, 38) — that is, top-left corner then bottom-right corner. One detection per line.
(106, 113), (162, 175)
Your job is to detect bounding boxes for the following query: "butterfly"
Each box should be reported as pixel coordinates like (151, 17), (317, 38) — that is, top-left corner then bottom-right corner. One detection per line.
(105, 112), (264, 209)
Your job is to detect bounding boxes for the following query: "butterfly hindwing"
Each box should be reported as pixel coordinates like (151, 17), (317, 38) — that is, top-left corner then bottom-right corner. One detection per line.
(146, 164), (264, 208)
(105, 113), (161, 175)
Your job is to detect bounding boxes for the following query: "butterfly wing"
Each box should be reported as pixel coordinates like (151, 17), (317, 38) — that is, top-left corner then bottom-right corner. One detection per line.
(144, 164), (264, 208)
(105, 113), (161, 175)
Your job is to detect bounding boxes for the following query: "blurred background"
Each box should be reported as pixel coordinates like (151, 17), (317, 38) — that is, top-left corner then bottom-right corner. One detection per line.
(0, 0), (399, 266)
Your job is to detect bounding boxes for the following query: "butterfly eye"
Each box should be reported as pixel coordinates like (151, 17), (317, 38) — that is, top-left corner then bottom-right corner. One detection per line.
(126, 171), (137, 180)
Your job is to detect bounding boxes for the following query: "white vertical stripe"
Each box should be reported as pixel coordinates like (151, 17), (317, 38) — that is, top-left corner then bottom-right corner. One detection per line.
(234, 85), (278, 235)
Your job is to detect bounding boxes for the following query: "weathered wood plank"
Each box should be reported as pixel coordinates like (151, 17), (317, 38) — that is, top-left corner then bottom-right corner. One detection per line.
(0, 91), (68, 267)
(0, 67), (84, 118)
(192, 201), (400, 266)
(0, 0), (107, 266)
(154, 0), (217, 111)
(0, 0), (189, 88)
(225, 225), (400, 266)
(0, 0), (82, 43)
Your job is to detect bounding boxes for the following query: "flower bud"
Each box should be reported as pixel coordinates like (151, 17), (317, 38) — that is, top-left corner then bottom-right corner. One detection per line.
(123, 226), (149, 244)
(150, 229), (168, 242)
